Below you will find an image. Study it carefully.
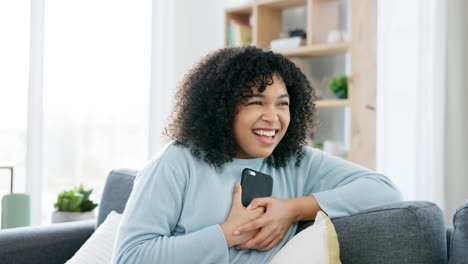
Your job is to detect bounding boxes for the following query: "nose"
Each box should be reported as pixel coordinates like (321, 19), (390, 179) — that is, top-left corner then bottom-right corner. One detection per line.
(261, 106), (279, 122)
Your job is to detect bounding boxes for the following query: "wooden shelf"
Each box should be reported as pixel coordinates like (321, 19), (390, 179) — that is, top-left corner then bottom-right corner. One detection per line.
(256, 0), (307, 8)
(225, 0), (378, 168)
(225, 4), (253, 15)
(227, 0), (307, 10)
(277, 42), (349, 57)
(315, 99), (349, 108)
(225, 5), (254, 47)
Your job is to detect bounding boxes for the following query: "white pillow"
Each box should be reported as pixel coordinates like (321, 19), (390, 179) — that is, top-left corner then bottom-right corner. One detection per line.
(66, 211), (122, 264)
(269, 211), (341, 264)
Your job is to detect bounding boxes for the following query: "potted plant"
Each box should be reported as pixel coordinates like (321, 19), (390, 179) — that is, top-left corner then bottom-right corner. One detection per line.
(328, 75), (348, 99)
(52, 184), (98, 223)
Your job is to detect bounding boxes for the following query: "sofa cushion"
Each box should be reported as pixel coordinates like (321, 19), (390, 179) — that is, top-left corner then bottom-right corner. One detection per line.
(66, 211), (122, 264)
(97, 169), (137, 227)
(448, 200), (468, 264)
(270, 211), (341, 264)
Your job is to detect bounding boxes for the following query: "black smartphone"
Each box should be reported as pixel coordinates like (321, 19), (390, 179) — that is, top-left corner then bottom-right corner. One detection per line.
(240, 168), (274, 207)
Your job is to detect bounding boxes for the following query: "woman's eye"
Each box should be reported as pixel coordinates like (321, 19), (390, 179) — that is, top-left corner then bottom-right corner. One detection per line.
(248, 101), (262, 106)
(279, 102), (289, 106)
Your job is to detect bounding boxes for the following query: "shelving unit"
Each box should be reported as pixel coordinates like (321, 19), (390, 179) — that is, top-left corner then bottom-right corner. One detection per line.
(278, 42), (349, 57)
(225, 0), (377, 169)
(315, 99), (349, 108)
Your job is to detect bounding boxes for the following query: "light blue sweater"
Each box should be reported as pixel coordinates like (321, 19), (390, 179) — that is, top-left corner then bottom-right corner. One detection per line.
(113, 142), (402, 264)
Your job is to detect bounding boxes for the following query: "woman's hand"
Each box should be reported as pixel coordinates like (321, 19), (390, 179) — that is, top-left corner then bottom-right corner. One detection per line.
(221, 183), (265, 248)
(233, 196), (297, 251)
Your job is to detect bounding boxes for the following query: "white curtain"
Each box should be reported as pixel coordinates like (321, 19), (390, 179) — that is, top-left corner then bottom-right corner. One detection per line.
(26, 0), (151, 225)
(149, 0), (175, 157)
(27, 0), (45, 226)
(377, 0), (446, 210)
(21, 0), (225, 225)
(445, 0), (468, 222)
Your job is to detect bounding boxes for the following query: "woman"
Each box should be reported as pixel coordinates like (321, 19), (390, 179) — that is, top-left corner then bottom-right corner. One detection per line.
(113, 46), (402, 263)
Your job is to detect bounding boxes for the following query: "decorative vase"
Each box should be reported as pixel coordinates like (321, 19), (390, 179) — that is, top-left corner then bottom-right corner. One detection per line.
(52, 210), (96, 224)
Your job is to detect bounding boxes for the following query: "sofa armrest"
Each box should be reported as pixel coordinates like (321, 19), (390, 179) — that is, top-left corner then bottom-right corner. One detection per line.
(337, 201), (447, 264)
(298, 201), (447, 264)
(0, 219), (96, 264)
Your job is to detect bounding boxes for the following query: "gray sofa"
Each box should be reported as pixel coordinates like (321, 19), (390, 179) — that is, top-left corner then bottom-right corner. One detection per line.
(0, 169), (466, 264)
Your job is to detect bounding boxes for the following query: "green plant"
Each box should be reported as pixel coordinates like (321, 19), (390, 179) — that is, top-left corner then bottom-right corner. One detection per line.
(328, 75), (348, 99)
(313, 141), (324, 149)
(54, 184), (98, 212)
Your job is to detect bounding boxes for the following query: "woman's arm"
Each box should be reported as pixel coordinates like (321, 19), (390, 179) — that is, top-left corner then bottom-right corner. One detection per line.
(305, 150), (403, 218)
(286, 195), (321, 221)
(112, 145), (229, 264)
(234, 148), (402, 250)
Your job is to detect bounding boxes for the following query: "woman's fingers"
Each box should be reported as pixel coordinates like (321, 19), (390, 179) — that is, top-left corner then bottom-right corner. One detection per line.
(255, 231), (277, 249)
(234, 215), (269, 235)
(237, 226), (274, 249)
(234, 219), (263, 235)
(233, 196), (294, 251)
(258, 236), (283, 251)
(247, 197), (273, 210)
(232, 183), (243, 207)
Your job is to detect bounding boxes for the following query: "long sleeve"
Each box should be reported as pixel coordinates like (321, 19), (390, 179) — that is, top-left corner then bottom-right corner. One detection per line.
(303, 148), (403, 218)
(112, 144), (230, 264)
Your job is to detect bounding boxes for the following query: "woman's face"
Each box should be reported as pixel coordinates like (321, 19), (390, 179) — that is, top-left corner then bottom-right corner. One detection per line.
(233, 73), (291, 159)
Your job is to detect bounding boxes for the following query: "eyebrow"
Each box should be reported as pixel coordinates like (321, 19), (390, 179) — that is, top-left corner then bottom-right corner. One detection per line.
(244, 94), (290, 99)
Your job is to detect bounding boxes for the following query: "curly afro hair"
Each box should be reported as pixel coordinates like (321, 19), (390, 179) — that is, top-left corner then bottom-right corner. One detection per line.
(164, 46), (316, 170)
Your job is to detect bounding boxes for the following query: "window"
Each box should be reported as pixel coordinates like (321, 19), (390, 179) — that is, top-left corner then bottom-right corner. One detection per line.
(41, 0), (151, 224)
(0, 1), (31, 210)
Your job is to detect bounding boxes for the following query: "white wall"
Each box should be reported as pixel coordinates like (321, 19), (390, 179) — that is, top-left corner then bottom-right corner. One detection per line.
(378, 0), (468, 222)
(377, 0), (446, 209)
(173, 0), (225, 82)
(149, 0), (226, 156)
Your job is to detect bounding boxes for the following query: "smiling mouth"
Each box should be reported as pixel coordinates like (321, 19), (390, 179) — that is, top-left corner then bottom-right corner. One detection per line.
(252, 129), (279, 144)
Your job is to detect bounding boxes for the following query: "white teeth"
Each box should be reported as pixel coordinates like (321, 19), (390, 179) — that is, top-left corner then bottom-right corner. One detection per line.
(253, 129), (276, 137)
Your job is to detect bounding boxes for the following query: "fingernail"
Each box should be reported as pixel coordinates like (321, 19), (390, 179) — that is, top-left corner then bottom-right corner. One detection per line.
(234, 230), (240, 235)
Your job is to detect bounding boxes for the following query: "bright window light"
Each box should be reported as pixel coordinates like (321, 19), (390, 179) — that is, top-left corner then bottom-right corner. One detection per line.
(0, 1), (31, 204)
(42, 0), (151, 224)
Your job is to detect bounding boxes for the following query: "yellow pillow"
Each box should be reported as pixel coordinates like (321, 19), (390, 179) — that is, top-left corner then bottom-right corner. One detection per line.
(269, 211), (341, 264)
